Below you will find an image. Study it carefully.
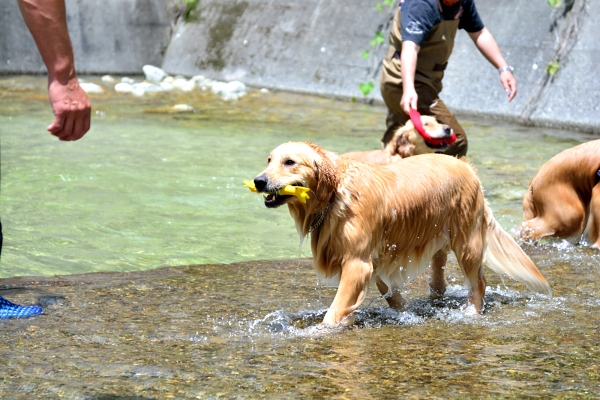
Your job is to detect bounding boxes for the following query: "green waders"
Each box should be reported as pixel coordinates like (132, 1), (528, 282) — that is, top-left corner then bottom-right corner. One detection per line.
(379, 7), (468, 156)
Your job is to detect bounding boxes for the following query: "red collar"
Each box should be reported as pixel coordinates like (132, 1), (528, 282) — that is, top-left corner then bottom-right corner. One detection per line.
(408, 109), (457, 147)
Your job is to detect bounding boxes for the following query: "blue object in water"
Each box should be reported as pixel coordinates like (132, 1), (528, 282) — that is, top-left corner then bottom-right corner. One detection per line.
(0, 295), (43, 319)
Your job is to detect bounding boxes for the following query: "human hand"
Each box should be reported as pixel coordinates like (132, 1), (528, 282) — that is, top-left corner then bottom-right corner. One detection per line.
(47, 77), (91, 141)
(500, 71), (517, 102)
(400, 88), (418, 115)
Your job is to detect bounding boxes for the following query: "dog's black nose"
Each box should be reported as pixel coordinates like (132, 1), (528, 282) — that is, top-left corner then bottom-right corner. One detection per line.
(254, 175), (268, 192)
(443, 125), (452, 136)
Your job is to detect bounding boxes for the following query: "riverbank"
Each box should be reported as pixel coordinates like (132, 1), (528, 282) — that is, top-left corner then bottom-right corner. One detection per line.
(1, 0), (598, 134)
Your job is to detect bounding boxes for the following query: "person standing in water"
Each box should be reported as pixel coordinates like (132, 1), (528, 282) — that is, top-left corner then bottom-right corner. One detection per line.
(379, 0), (517, 156)
(1, 0), (91, 318)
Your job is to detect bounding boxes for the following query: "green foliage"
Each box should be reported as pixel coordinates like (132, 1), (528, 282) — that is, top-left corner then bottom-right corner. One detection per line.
(358, 0), (395, 98)
(184, 0), (199, 21)
(546, 60), (560, 75)
(370, 31), (385, 47)
(359, 81), (375, 96)
(547, 0), (561, 7)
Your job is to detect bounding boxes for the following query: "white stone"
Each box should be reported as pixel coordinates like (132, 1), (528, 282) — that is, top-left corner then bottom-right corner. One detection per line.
(142, 65), (167, 83)
(211, 81), (228, 95)
(133, 82), (165, 94)
(171, 104), (194, 112)
(80, 82), (105, 94)
(160, 82), (175, 91)
(162, 76), (175, 84)
(101, 75), (115, 83)
(225, 81), (247, 93)
(173, 78), (195, 92)
(132, 86), (146, 97)
(260, 88), (269, 93)
(114, 82), (133, 93)
(121, 77), (135, 84)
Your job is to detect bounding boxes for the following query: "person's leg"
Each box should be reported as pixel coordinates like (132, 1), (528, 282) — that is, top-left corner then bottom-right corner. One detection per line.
(0, 221), (43, 319)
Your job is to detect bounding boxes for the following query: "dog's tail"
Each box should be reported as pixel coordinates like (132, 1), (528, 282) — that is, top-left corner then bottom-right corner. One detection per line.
(483, 205), (552, 295)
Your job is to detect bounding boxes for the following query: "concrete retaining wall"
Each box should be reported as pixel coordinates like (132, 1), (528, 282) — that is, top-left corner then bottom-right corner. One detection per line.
(1, 0), (598, 133)
(0, 0), (172, 74)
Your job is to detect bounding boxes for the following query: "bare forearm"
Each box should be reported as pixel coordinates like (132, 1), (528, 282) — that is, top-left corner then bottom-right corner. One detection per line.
(18, 0), (91, 141)
(399, 41), (421, 113)
(469, 28), (517, 101)
(400, 41), (420, 92)
(18, 0), (76, 83)
(468, 28), (508, 69)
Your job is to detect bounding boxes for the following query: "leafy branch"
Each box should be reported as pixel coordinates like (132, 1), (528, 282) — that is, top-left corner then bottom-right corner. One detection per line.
(359, 0), (396, 96)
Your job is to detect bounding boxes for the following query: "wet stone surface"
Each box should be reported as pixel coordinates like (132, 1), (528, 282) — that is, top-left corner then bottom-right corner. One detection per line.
(1, 245), (599, 399)
(2, 75), (599, 398)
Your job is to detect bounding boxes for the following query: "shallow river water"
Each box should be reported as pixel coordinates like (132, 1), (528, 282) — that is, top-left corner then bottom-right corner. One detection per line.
(0, 76), (598, 398)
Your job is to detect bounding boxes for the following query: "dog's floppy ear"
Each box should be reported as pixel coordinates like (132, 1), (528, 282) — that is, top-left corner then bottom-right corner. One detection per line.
(386, 124), (416, 158)
(307, 143), (339, 203)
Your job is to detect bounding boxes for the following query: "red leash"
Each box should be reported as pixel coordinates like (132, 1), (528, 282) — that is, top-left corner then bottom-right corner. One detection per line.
(408, 108), (456, 147)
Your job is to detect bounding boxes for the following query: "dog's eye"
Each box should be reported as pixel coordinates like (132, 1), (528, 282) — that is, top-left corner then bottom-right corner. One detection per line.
(284, 159), (296, 166)
(267, 157), (272, 164)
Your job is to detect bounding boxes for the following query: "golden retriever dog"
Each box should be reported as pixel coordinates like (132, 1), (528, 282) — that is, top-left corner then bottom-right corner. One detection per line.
(341, 115), (455, 165)
(519, 139), (600, 249)
(253, 142), (551, 325)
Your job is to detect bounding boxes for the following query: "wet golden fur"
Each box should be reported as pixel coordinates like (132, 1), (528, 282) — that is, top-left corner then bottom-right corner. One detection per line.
(254, 142), (550, 325)
(519, 139), (600, 249)
(342, 116), (453, 165)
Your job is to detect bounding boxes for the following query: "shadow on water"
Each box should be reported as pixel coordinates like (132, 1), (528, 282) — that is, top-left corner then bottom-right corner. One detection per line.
(1, 76), (599, 398)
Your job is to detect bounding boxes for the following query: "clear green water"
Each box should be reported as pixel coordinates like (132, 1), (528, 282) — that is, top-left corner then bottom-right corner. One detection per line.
(0, 76), (592, 278)
(1, 76), (599, 399)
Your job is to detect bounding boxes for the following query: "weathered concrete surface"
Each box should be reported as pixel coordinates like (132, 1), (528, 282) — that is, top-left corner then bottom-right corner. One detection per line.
(161, 0), (599, 133)
(0, 0), (172, 74)
(529, 0), (600, 132)
(162, 0), (392, 99)
(442, 2), (557, 121)
(1, 0), (598, 132)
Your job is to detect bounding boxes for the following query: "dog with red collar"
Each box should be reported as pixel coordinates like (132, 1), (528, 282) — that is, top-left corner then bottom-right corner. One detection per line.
(342, 109), (456, 165)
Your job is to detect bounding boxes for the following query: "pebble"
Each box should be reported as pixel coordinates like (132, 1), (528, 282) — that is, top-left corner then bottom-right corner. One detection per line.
(171, 104), (194, 112)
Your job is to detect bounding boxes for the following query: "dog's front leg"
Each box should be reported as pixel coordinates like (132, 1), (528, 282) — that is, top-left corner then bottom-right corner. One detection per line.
(322, 259), (372, 325)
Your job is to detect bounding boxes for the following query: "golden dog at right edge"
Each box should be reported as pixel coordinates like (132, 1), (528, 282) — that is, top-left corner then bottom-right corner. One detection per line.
(519, 139), (600, 249)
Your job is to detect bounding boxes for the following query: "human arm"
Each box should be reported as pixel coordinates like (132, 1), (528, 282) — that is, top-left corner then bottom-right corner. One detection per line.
(18, 0), (91, 141)
(468, 27), (517, 102)
(400, 40), (421, 115)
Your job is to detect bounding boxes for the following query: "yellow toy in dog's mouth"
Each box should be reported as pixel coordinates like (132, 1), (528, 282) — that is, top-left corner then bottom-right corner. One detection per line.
(243, 180), (310, 204)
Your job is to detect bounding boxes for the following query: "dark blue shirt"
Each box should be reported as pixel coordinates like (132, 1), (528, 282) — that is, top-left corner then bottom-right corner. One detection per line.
(400, 0), (484, 46)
